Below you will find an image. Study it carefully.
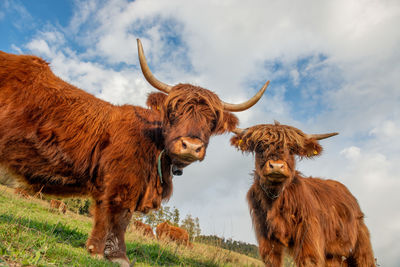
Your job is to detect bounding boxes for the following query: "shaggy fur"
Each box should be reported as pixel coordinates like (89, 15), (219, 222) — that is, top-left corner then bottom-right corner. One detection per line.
(156, 221), (191, 246)
(231, 123), (375, 267)
(131, 220), (154, 238)
(0, 51), (239, 263)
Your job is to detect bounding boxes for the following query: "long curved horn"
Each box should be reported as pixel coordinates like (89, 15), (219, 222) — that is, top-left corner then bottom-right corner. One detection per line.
(305, 132), (339, 140)
(137, 39), (172, 94)
(222, 81), (269, 112)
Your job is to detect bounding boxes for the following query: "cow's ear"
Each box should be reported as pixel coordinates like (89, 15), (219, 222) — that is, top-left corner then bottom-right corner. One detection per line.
(230, 133), (252, 152)
(146, 92), (167, 111)
(299, 138), (323, 158)
(213, 112), (239, 135)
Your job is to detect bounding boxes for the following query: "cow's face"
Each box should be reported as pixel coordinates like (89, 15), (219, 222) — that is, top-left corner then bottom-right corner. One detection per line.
(138, 39), (268, 171)
(147, 86), (238, 168)
(231, 123), (335, 191)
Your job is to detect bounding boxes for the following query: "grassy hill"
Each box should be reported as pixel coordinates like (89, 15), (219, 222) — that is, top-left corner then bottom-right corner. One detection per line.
(0, 185), (267, 267)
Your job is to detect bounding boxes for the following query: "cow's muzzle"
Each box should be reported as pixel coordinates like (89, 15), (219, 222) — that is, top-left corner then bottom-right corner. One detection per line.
(170, 137), (206, 164)
(263, 160), (290, 183)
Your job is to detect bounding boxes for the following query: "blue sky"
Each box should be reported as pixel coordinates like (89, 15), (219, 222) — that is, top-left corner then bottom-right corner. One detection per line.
(1, 0), (400, 266)
(0, 1), (72, 50)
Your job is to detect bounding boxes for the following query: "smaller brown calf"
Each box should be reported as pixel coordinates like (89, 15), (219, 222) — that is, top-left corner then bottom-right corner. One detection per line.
(156, 222), (191, 247)
(231, 122), (375, 267)
(14, 187), (30, 199)
(131, 220), (155, 238)
(50, 199), (67, 214)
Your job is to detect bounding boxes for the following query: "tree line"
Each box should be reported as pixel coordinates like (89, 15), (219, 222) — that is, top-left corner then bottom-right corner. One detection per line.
(196, 235), (260, 259)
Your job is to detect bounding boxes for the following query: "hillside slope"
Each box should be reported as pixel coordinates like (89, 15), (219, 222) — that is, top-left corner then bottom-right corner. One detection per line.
(0, 185), (266, 266)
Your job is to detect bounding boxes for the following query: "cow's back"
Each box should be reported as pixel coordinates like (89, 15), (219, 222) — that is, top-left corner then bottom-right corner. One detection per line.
(0, 51), (115, 195)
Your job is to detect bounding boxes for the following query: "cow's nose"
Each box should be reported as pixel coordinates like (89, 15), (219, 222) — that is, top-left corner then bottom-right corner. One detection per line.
(181, 139), (203, 153)
(267, 160), (285, 173)
(175, 137), (205, 161)
(268, 161), (284, 171)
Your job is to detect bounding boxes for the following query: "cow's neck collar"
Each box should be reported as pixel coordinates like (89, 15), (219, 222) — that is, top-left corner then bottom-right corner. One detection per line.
(157, 149), (168, 184)
(158, 149), (177, 184)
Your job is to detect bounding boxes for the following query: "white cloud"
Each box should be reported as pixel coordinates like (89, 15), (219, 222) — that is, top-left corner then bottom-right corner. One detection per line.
(370, 120), (400, 138)
(18, 0), (400, 265)
(341, 146), (361, 160)
(26, 39), (53, 57)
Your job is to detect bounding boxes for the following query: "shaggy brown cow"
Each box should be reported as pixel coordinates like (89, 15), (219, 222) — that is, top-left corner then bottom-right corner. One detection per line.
(231, 122), (375, 267)
(131, 220), (154, 238)
(156, 222), (191, 246)
(50, 199), (67, 214)
(0, 39), (268, 266)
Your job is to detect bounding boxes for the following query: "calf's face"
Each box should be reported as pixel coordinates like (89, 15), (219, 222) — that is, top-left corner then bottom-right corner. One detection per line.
(231, 123), (337, 190)
(255, 142), (296, 188)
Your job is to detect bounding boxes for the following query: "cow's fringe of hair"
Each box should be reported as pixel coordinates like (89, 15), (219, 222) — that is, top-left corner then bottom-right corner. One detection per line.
(232, 123), (323, 158)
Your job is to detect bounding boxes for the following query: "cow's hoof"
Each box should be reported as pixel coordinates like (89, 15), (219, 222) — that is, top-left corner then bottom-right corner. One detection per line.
(111, 257), (130, 267)
(87, 245), (103, 259)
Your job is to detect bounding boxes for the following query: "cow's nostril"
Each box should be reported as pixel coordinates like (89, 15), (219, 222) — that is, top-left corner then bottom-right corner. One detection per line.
(182, 141), (187, 149)
(269, 162), (274, 169)
(195, 147), (202, 153)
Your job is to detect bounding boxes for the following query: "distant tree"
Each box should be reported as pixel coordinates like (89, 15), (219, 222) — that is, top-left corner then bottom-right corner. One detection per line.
(131, 212), (144, 222)
(142, 205), (174, 228)
(64, 198), (91, 215)
(144, 210), (157, 228)
(194, 217), (201, 239)
(162, 206), (172, 222)
(181, 214), (201, 241)
(172, 206), (180, 226)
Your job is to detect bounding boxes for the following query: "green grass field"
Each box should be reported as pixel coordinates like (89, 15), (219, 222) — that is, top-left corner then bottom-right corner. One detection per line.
(0, 185), (267, 267)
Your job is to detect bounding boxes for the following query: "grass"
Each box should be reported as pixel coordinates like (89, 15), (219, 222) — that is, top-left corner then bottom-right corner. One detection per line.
(0, 185), (266, 266)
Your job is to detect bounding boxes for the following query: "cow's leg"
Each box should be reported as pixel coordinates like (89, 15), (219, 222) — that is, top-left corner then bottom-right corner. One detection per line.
(348, 223), (376, 267)
(103, 207), (133, 266)
(259, 237), (284, 266)
(101, 181), (141, 266)
(86, 199), (108, 258)
(293, 227), (325, 267)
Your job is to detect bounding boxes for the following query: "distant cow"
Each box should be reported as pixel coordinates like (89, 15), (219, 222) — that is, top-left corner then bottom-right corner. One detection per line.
(231, 122), (375, 266)
(156, 222), (191, 246)
(14, 187), (30, 199)
(50, 199), (67, 214)
(0, 39), (267, 266)
(131, 220), (154, 238)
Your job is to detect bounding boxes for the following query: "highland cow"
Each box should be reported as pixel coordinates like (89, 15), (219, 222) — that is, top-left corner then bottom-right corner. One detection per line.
(0, 39), (268, 266)
(156, 222), (191, 246)
(50, 199), (67, 214)
(231, 122), (375, 267)
(131, 220), (155, 238)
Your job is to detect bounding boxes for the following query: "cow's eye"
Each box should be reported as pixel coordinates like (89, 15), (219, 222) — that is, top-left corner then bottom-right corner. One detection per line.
(210, 119), (217, 131)
(168, 111), (176, 123)
(255, 145), (264, 154)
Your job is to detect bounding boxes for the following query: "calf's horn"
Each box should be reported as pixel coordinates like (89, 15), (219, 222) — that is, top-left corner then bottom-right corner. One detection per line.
(232, 128), (246, 135)
(222, 81), (270, 112)
(305, 132), (339, 140)
(137, 39), (172, 94)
